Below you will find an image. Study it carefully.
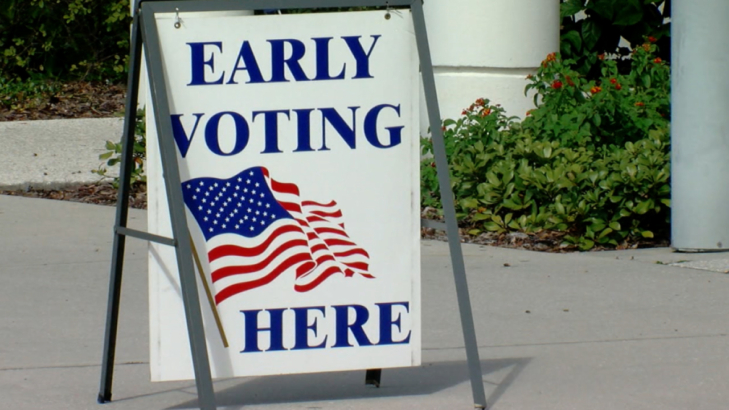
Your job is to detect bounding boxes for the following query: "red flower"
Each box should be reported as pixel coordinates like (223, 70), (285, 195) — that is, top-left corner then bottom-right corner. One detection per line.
(462, 110), (467, 116)
(635, 102), (645, 107)
(615, 83), (622, 90)
(610, 78), (617, 84)
(654, 57), (662, 64)
(476, 98), (485, 106)
(648, 36), (657, 43)
(565, 75), (574, 86)
(526, 110), (533, 116)
(598, 53), (605, 61)
(552, 80), (563, 89)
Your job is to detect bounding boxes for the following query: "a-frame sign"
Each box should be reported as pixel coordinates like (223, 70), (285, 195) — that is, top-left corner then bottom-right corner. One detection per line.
(99, 1), (487, 409)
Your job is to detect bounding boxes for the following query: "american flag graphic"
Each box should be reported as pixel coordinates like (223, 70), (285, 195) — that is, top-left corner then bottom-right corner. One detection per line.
(182, 167), (373, 304)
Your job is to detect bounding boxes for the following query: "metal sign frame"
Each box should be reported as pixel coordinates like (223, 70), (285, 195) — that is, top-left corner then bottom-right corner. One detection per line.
(98, 1), (487, 409)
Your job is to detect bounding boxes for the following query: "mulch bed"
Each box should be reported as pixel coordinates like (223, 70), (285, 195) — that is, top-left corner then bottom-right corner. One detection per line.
(0, 81), (126, 122)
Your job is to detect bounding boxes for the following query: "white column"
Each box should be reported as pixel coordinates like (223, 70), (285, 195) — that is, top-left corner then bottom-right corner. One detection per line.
(421, 0), (559, 136)
(671, 0), (729, 251)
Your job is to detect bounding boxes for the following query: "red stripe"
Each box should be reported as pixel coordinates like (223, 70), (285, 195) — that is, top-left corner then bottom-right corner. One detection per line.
(208, 225), (305, 262)
(294, 266), (342, 292)
(215, 253), (311, 304)
(271, 179), (300, 196)
(296, 261), (316, 277)
(302, 200), (336, 207)
(323, 238), (358, 247)
(306, 215), (327, 224)
(333, 248), (370, 258)
(211, 242), (311, 282)
(295, 218), (310, 228)
(314, 254), (336, 265)
(310, 243), (328, 253)
(280, 201), (302, 214)
(310, 210), (343, 218)
(314, 227), (349, 237)
(342, 261), (369, 271)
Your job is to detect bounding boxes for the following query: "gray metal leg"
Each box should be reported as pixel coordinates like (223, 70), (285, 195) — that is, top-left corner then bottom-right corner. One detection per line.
(411, 1), (487, 408)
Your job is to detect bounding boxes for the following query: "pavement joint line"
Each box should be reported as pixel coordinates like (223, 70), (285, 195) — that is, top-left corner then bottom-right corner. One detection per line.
(0, 361), (148, 372)
(423, 332), (728, 351)
(4, 257), (147, 269)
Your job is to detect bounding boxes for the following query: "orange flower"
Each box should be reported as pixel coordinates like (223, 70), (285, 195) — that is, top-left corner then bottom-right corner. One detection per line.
(481, 108), (492, 117)
(565, 75), (574, 86)
(598, 53), (605, 61)
(648, 36), (657, 43)
(635, 102), (645, 107)
(526, 74), (534, 80)
(476, 98), (485, 106)
(643, 43), (651, 52)
(654, 57), (662, 64)
(526, 110), (533, 116)
(590, 86), (602, 94)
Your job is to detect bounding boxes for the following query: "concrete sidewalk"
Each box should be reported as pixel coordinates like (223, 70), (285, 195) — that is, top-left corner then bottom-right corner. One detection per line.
(0, 118), (123, 190)
(2, 194), (729, 410)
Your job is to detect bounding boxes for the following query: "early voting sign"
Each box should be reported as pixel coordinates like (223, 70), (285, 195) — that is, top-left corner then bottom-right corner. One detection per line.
(147, 9), (421, 380)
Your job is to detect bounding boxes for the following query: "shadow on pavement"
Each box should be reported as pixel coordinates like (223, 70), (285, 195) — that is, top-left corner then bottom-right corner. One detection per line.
(167, 357), (531, 409)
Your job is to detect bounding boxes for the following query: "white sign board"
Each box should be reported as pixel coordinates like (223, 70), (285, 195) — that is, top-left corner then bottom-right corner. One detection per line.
(147, 10), (421, 381)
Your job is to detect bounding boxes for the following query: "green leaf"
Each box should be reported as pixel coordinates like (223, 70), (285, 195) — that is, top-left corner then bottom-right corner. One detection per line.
(98, 151), (113, 160)
(468, 229), (482, 236)
(581, 20), (602, 50)
(614, 0), (643, 25)
(641, 230), (654, 238)
(561, 30), (583, 52)
(560, 0), (584, 18)
(660, 198), (671, 207)
(609, 221), (621, 231)
(105, 140), (116, 150)
(634, 200), (652, 215)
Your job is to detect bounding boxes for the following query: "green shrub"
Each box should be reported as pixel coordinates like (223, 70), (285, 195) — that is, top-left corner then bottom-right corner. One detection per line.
(422, 44), (671, 251)
(0, 0), (131, 81)
(560, 0), (670, 77)
(94, 109), (146, 187)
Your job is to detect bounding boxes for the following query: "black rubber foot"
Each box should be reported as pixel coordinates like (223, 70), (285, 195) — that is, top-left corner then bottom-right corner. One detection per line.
(97, 393), (111, 404)
(364, 368), (382, 388)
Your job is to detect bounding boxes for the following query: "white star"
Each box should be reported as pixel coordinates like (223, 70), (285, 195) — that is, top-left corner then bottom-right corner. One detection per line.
(186, 184), (191, 189)
(249, 199), (254, 203)
(200, 181), (204, 186)
(237, 203), (242, 208)
(198, 206), (203, 210)
(222, 187), (226, 192)
(247, 208), (252, 213)
(209, 186), (214, 191)
(239, 219), (243, 224)
(255, 182), (260, 187)
(233, 193), (238, 197)
(196, 188), (200, 193)
(244, 215), (249, 220)
(263, 212), (268, 216)
(225, 217), (230, 222)
(252, 217), (257, 222)
(255, 211), (260, 215)
(246, 179), (251, 184)
(250, 226), (254, 231)
(204, 217), (208, 221)
(260, 193), (264, 198)
(271, 214), (275, 219)
(260, 221), (265, 225)
(214, 183), (218, 187)
(226, 182), (231, 187)
(249, 171), (253, 176)
(266, 204), (270, 208)
(243, 188), (248, 193)
(222, 224), (226, 228)
(216, 213), (221, 217)
(202, 199), (207, 203)
(237, 177), (242, 182)
(235, 186), (240, 190)
(207, 210), (212, 214)
(192, 195), (197, 200)
(213, 220), (218, 225)
(209, 228), (213, 232)
(257, 201), (262, 206)
(252, 190), (256, 195)
(205, 192), (210, 197)
(235, 224), (240, 229)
